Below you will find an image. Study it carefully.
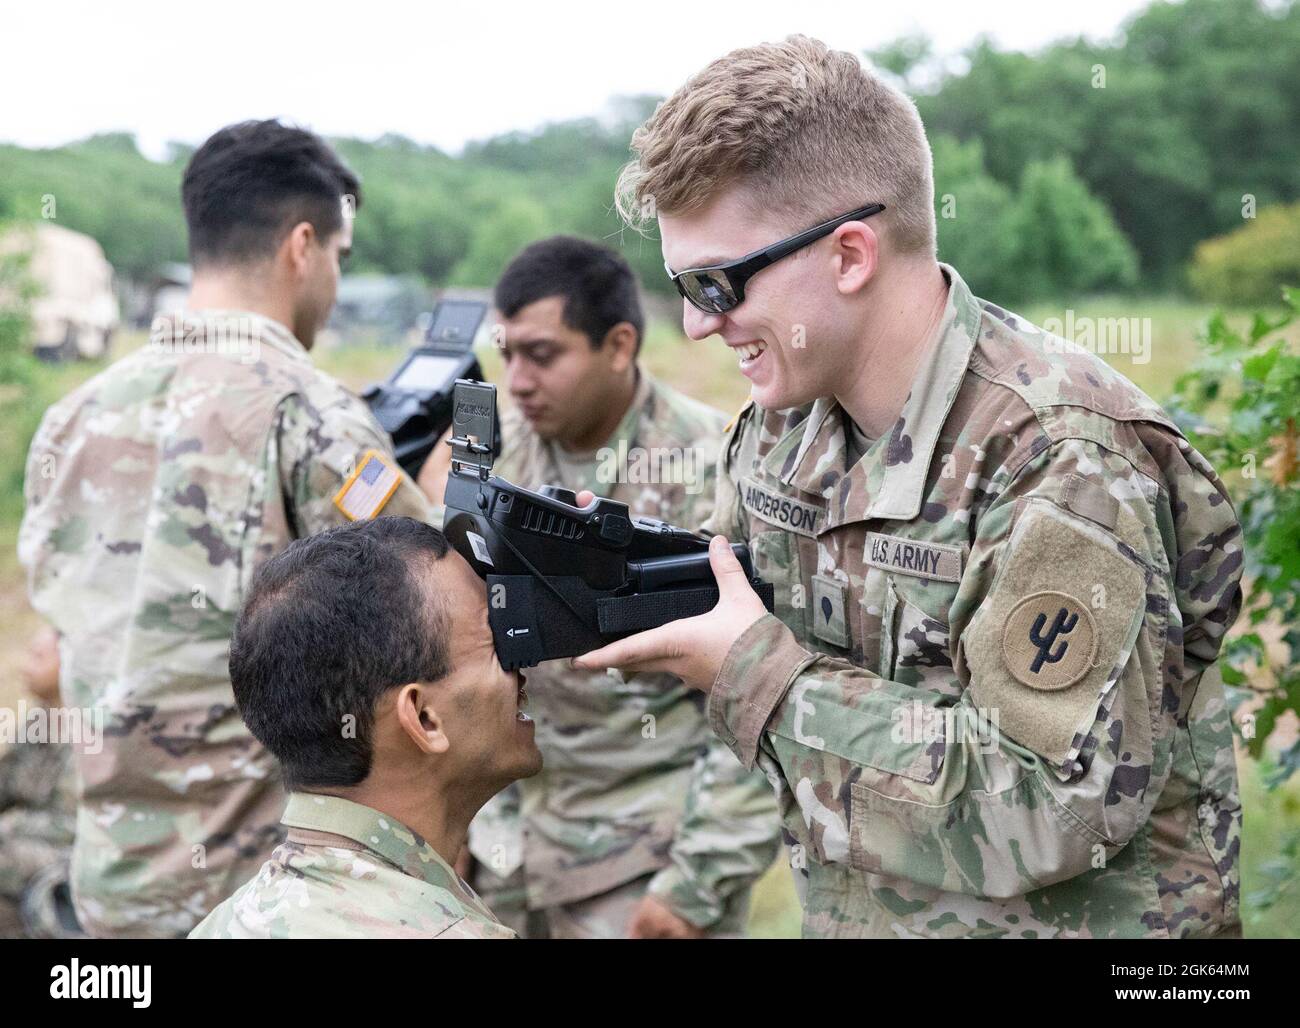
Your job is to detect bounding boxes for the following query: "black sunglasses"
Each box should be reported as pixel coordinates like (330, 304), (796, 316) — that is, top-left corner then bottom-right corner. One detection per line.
(664, 203), (886, 314)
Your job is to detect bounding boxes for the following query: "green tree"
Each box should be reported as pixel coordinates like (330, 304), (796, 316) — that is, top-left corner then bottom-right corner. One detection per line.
(447, 195), (553, 287)
(1008, 157), (1138, 300)
(1190, 203), (1300, 307)
(1167, 288), (1300, 786)
(0, 218), (40, 530)
(914, 0), (1300, 284)
(932, 138), (1136, 304)
(931, 136), (1020, 301)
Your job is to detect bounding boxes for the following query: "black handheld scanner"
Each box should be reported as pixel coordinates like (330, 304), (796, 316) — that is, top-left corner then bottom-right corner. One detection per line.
(363, 299), (496, 477)
(441, 380), (776, 670)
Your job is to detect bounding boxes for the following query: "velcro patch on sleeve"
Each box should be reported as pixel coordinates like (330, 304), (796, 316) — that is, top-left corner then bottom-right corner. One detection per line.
(333, 450), (402, 521)
(963, 499), (1148, 766)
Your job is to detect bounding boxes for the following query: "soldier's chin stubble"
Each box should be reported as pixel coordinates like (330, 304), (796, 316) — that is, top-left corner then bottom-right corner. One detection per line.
(506, 745), (544, 781)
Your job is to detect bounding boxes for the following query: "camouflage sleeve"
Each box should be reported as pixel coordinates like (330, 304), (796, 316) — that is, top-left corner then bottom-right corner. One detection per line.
(707, 436), (1242, 899)
(274, 388), (441, 538)
(647, 732), (781, 927)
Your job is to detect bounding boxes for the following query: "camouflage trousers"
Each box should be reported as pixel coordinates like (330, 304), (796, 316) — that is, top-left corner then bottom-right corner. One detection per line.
(0, 815), (84, 939)
(476, 867), (751, 939)
(0, 860), (85, 940)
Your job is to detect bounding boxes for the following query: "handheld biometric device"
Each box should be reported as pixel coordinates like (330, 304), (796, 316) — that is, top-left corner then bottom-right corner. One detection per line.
(441, 380), (776, 670)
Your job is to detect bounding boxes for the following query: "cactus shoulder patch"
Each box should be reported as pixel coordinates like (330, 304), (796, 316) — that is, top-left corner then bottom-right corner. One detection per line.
(1001, 592), (1099, 690)
(962, 499), (1148, 766)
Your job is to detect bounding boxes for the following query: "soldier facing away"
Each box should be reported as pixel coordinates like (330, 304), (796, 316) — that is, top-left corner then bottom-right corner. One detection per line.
(19, 120), (438, 938)
(574, 36), (1245, 938)
(427, 236), (782, 938)
(190, 517), (533, 939)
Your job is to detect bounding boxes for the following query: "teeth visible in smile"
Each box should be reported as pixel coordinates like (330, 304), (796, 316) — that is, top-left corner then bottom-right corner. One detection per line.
(735, 341), (767, 362)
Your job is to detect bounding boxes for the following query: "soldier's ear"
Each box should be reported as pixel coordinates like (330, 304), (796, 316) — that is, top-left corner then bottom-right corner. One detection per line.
(282, 221), (316, 277)
(830, 221), (878, 296)
(601, 321), (639, 373)
(393, 682), (450, 756)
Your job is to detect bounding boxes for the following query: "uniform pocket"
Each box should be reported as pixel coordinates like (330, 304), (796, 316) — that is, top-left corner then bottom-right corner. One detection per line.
(884, 576), (961, 698)
(750, 529), (808, 639)
(846, 765), (1040, 899)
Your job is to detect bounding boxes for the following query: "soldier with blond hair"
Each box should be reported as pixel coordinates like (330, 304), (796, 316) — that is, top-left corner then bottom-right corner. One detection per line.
(576, 35), (1244, 939)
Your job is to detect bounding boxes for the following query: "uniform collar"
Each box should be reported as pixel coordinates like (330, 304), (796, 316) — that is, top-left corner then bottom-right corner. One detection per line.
(538, 368), (654, 499)
(608, 367), (654, 453)
(180, 308), (312, 365)
(767, 263), (981, 529)
(281, 792), (461, 892)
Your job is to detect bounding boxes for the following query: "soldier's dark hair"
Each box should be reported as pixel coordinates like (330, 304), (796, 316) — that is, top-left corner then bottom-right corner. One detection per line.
(494, 235), (645, 354)
(182, 119), (361, 268)
(230, 517), (450, 791)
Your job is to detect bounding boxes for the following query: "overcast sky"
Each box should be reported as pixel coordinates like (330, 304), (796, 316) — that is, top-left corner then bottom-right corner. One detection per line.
(3, 0), (1154, 158)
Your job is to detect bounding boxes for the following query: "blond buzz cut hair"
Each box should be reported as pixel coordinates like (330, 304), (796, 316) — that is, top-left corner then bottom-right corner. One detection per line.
(615, 35), (937, 258)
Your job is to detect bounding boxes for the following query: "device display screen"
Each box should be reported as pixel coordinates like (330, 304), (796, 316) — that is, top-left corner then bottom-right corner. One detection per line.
(429, 301), (485, 345)
(393, 354), (463, 392)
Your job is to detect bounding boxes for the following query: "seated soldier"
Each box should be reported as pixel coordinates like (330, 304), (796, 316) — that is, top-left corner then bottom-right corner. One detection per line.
(189, 517), (540, 939)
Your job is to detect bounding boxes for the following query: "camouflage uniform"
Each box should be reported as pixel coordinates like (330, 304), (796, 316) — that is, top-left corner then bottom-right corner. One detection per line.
(466, 784), (536, 937)
(704, 264), (1244, 938)
(189, 793), (513, 939)
(471, 371), (782, 937)
(19, 311), (435, 938)
(0, 738), (81, 938)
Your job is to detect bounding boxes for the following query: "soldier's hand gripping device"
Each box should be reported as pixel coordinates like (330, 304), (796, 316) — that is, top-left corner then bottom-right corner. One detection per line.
(441, 380), (776, 670)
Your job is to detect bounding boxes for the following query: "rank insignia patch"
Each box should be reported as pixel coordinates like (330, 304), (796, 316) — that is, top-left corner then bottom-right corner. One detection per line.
(811, 574), (850, 649)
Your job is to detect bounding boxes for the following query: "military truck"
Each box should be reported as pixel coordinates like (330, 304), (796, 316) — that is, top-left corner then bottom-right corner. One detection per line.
(0, 223), (120, 361)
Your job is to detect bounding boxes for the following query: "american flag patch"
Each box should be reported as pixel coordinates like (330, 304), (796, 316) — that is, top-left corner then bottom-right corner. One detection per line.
(333, 450), (402, 521)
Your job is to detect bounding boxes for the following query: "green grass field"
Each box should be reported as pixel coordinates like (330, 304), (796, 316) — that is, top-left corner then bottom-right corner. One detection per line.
(2, 294), (1295, 938)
